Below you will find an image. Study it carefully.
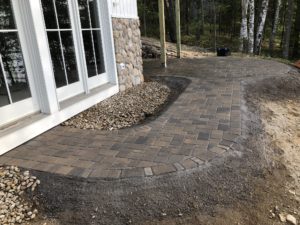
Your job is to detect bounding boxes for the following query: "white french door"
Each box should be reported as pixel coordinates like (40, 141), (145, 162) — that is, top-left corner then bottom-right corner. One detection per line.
(40, 0), (84, 102)
(0, 0), (114, 129)
(76, 0), (109, 90)
(40, 0), (109, 102)
(0, 0), (39, 127)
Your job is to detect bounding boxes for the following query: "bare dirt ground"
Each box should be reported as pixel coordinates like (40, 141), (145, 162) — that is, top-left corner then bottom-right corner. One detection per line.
(263, 100), (300, 202)
(246, 71), (300, 206)
(142, 37), (215, 59)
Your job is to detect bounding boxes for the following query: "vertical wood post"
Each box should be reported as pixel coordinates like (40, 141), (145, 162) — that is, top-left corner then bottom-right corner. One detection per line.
(175, 0), (181, 58)
(158, 0), (167, 67)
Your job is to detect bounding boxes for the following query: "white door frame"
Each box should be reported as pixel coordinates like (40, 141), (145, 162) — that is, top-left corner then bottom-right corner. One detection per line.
(87, 0), (111, 90)
(31, 0), (119, 106)
(0, 0), (41, 127)
(39, 0), (115, 101)
(71, 0), (111, 91)
(41, 0), (86, 102)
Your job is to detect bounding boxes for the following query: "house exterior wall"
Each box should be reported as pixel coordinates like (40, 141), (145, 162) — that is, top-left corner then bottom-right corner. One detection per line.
(112, 18), (144, 91)
(110, 0), (138, 19)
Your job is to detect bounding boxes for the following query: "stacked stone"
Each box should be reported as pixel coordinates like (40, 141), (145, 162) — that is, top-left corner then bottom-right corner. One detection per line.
(112, 18), (144, 92)
(0, 166), (40, 224)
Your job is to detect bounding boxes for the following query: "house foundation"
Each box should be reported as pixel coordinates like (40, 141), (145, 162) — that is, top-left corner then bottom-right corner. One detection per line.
(112, 18), (144, 91)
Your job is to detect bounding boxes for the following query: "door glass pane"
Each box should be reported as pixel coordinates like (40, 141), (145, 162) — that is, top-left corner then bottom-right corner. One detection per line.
(0, 32), (31, 103)
(93, 30), (105, 74)
(77, 0), (90, 28)
(41, 0), (58, 29)
(56, 0), (71, 29)
(41, 0), (80, 90)
(47, 32), (67, 88)
(78, 0), (105, 78)
(82, 31), (96, 77)
(0, 62), (9, 107)
(89, 0), (100, 28)
(61, 31), (79, 84)
(0, 0), (16, 29)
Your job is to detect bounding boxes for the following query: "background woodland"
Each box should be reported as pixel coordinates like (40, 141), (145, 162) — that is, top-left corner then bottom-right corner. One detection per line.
(138, 0), (300, 60)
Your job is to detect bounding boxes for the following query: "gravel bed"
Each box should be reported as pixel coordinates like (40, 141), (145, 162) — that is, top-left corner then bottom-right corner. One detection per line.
(0, 166), (40, 224)
(62, 81), (172, 130)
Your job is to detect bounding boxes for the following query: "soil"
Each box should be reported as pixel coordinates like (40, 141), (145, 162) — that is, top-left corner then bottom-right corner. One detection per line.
(142, 37), (214, 59)
(27, 67), (300, 225)
(246, 71), (300, 203)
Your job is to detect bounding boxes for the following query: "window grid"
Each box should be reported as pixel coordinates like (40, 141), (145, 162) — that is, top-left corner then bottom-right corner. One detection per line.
(0, 29), (17, 33)
(0, 54), (13, 104)
(50, 0), (69, 85)
(0, 3), (14, 105)
(0, 4), (31, 106)
(46, 28), (101, 32)
(86, 0), (98, 76)
(82, 28), (100, 31)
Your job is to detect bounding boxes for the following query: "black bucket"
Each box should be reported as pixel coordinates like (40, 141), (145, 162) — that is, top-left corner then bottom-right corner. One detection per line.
(217, 48), (231, 56)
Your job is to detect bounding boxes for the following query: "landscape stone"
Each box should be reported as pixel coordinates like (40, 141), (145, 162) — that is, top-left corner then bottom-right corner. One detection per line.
(112, 18), (143, 91)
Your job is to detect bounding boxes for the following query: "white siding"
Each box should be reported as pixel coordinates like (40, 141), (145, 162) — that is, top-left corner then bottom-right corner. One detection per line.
(110, 0), (138, 19)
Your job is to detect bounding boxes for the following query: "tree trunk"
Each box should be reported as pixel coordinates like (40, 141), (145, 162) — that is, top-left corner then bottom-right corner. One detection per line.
(269, 0), (282, 56)
(196, 1), (201, 40)
(280, 1), (287, 48)
(143, 0), (147, 37)
(282, 0), (294, 59)
(184, 0), (190, 35)
(196, 0), (205, 40)
(164, 0), (176, 43)
(201, 0), (204, 35)
(239, 0), (249, 52)
(213, 0), (217, 52)
(231, 1), (237, 40)
(292, 0), (300, 58)
(248, 0), (255, 54)
(255, 0), (270, 55)
(218, 6), (221, 35)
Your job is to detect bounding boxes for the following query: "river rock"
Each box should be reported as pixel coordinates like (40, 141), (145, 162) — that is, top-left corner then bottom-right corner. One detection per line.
(286, 214), (297, 225)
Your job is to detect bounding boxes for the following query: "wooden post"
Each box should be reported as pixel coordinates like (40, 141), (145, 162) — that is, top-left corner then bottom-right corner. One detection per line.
(175, 0), (181, 58)
(158, 0), (167, 67)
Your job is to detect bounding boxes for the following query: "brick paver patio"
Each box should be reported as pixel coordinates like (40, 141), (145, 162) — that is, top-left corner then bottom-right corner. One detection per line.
(0, 57), (291, 179)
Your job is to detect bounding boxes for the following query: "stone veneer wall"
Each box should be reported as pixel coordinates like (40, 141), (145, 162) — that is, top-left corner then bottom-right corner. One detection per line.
(112, 18), (144, 92)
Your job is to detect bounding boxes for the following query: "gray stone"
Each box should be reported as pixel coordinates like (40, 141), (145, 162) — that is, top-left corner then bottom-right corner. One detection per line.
(286, 214), (297, 225)
(112, 18), (144, 91)
(144, 167), (153, 176)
